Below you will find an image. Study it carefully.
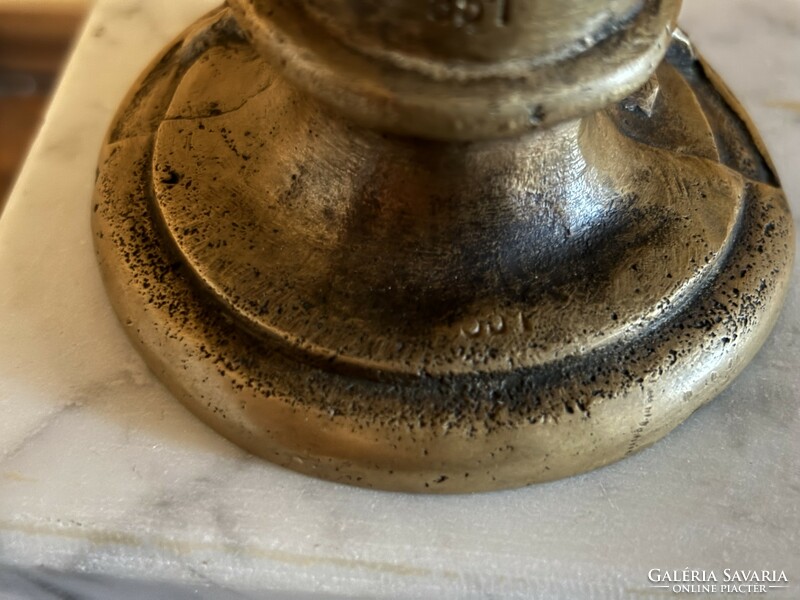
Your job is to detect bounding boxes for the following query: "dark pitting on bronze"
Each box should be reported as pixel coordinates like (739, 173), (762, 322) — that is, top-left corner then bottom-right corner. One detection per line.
(93, 1), (793, 492)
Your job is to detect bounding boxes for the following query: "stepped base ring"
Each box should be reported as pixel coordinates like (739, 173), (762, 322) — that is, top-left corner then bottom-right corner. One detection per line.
(93, 9), (794, 492)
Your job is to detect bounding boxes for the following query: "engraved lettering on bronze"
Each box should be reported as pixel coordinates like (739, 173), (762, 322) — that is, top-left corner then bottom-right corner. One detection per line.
(497, 0), (511, 26)
(428, 0), (484, 28)
(428, 0), (512, 29)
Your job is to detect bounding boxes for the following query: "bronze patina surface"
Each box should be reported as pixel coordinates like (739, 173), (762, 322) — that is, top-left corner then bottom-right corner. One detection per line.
(93, 1), (794, 492)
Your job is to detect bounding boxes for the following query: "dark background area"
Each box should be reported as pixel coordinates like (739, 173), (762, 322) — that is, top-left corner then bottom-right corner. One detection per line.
(1, 2), (86, 206)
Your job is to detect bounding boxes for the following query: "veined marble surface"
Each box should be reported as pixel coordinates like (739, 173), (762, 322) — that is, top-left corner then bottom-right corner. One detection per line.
(0, 0), (798, 598)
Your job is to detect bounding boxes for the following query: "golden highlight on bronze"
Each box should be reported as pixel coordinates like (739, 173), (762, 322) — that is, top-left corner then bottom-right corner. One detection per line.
(93, 0), (794, 492)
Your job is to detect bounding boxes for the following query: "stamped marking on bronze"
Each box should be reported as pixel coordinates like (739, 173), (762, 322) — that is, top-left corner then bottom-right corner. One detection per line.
(428, 0), (511, 29)
(460, 314), (510, 338)
(497, 0), (512, 26)
(428, 0), (483, 28)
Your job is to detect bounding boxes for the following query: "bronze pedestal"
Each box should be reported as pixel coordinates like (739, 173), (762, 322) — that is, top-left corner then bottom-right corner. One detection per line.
(93, 0), (794, 492)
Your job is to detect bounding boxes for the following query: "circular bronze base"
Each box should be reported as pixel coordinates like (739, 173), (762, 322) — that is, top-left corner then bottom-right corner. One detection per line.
(93, 8), (793, 492)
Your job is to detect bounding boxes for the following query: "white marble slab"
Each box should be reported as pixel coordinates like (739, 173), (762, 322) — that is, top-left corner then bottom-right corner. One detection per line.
(0, 0), (798, 598)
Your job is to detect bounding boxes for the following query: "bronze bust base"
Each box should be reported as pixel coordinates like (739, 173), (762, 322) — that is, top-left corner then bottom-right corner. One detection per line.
(93, 2), (793, 492)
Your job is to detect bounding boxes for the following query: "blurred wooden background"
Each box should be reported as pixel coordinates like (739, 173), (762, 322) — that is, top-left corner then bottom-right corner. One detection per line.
(1, 0), (88, 204)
